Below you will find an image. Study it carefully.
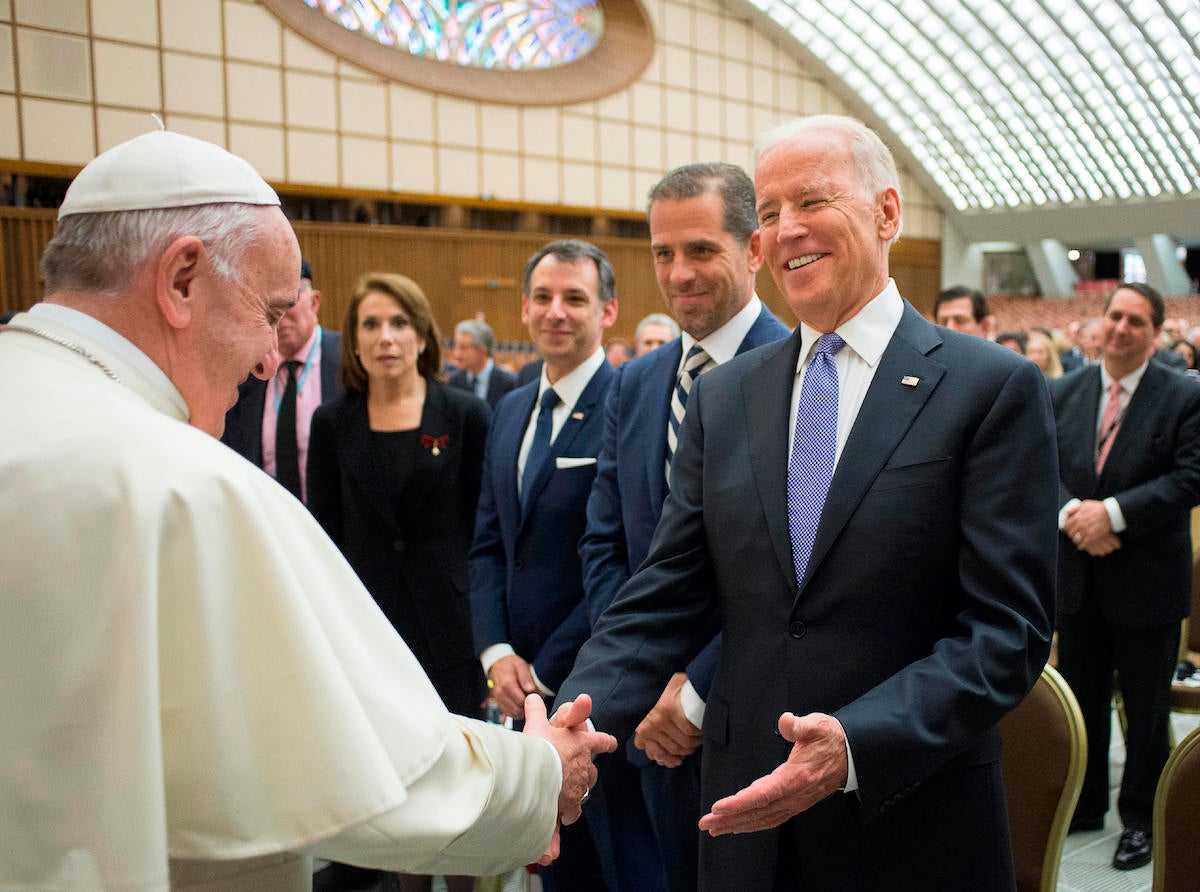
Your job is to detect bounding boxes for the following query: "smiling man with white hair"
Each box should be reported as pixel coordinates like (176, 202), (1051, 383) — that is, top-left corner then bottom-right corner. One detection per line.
(0, 130), (614, 892)
(558, 116), (1057, 890)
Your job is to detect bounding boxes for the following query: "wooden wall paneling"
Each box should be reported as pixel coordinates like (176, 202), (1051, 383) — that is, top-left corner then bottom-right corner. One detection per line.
(0, 209), (56, 314)
(0, 209), (941, 342)
(294, 223), (669, 346)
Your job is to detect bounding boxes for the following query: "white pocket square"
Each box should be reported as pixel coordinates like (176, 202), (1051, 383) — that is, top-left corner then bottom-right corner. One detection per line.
(556, 456), (597, 469)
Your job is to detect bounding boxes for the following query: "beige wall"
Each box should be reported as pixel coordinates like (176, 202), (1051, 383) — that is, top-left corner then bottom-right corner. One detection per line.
(0, 0), (944, 238)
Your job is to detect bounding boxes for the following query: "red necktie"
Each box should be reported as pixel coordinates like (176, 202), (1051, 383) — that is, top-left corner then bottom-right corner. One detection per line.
(1095, 379), (1123, 474)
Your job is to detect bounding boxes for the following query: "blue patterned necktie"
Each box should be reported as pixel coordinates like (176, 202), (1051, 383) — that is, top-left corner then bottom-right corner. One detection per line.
(521, 387), (560, 508)
(665, 345), (713, 485)
(788, 333), (845, 585)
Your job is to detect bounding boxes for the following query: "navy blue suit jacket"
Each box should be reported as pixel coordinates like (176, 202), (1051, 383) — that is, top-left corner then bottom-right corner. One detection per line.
(1051, 361), (1200, 628)
(580, 303), (790, 699)
(448, 364), (518, 410)
(220, 328), (342, 466)
(559, 305), (1059, 889)
(470, 360), (616, 691)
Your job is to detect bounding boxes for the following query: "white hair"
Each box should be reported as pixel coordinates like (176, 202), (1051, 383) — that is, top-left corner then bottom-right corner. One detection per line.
(40, 203), (272, 297)
(756, 115), (903, 245)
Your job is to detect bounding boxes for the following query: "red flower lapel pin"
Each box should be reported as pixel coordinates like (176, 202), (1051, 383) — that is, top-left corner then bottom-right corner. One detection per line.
(422, 434), (450, 456)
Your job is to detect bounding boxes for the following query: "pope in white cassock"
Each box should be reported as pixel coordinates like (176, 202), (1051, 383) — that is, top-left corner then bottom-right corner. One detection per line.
(0, 130), (614, 892)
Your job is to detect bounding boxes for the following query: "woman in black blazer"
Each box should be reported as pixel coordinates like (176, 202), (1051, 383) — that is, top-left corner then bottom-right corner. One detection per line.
(307, 272), (488, 892)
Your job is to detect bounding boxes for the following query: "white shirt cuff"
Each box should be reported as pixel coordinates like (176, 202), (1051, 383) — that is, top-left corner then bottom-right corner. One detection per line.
(835, 717), (858, 794)
(480, 643), (516, 677)
(1058, 497), (1080, 529)
(679, 679), (706, 729)
(529, 666), (555, 698)
(1103, 496), (1127, 532)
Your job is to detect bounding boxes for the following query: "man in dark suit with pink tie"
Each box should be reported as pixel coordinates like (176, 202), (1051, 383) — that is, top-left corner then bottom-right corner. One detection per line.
(1052, 282), (1200, 871)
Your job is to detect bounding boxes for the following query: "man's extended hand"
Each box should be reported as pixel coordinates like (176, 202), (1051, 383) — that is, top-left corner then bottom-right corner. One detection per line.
(523, 694), (616, 826)
(699, 712), (847, 836)
(1064, 499), (1120, 556)
(634, 672), (702, 767)
(489, 654), (538, 720)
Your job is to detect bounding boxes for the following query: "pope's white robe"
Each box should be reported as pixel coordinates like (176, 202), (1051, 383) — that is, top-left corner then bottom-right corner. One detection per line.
(0, 309), (560, 891)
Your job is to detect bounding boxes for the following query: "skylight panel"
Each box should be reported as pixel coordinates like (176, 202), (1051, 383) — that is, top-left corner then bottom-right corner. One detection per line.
(754, 0), (1200, 211)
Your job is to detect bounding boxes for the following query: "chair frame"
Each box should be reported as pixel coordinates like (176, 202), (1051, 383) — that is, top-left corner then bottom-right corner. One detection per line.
(1002, 664), (1088, 892)
(1151, 724), (1200, 892)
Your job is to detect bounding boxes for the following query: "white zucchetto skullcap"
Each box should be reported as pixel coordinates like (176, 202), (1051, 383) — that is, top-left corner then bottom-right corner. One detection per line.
(58, 130), (280, 220)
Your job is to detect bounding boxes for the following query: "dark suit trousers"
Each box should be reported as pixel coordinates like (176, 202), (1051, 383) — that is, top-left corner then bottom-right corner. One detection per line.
(539, 814), (608, 892)
(1057, 594), (1179, 829)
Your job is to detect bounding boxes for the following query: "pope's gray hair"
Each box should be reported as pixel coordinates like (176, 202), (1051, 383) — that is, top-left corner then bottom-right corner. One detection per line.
(41, 203), (272, 297)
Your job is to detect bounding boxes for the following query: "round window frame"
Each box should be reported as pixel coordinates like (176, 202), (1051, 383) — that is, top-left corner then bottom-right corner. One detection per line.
(262, 0), (655, 106)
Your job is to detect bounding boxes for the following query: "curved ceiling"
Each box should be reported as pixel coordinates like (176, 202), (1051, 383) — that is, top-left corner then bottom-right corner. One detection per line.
(741, 0), (1200, 240)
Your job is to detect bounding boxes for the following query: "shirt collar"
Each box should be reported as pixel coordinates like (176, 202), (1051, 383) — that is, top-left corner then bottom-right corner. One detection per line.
(30, 302), (188, 415)
(680, 295), (763, 367)
(286, 324), (320, 366)
(795, 279), (903, 371)
(539, 347), (605, 410)
(1101, 358), (1151, 394)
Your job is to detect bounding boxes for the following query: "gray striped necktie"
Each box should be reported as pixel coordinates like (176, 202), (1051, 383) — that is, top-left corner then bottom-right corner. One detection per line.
(665, 345), (713, 485)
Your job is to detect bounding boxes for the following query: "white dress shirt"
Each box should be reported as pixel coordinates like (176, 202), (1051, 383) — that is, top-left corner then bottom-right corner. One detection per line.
(785, 280), (905, 794)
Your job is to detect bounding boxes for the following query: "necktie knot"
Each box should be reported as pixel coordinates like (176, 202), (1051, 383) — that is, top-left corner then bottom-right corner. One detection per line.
(285, 360), (301, 380)
(1109, 379), (1123, 399)
(814, 333), (845, 359)
(540, 387), (560, 413)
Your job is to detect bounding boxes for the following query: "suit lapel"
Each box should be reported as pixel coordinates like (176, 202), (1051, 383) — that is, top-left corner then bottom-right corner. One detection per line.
(799, 307), (945, 596)
(319, 329), (341, 400)
(646, 342), (682, 510)
(1054, 367), (1102, 493)
(742, 331), (804, 592)
(501, 386), (539, 533)
(342, 395), (402, 532)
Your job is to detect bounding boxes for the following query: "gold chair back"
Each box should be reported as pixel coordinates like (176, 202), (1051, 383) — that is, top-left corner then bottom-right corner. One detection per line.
(1000, 665), (1087, 892)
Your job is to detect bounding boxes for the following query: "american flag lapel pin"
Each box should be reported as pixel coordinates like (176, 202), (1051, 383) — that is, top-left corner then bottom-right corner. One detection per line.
(571, 411), (585, 420)
(901, 375), (920, 387)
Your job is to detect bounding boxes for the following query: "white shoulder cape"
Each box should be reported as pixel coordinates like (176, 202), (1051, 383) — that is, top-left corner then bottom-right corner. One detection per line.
(0, 314), (557, 890)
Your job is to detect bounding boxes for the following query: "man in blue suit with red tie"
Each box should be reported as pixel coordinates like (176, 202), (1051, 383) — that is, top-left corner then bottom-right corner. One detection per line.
(580, 162), (789, 890)
(471, 239), (643, 891)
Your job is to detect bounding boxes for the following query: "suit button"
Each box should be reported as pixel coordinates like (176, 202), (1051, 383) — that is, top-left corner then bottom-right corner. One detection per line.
(789, 620), (806, 639)
(392, 540), (405, 554)
(514, 559), (525, 571)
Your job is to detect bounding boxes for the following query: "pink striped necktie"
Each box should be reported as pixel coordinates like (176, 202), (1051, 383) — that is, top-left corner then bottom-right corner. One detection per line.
(1095, 379), (1123, 474)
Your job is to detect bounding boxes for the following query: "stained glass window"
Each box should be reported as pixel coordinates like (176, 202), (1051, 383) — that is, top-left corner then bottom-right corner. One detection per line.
(301, 0), (605, 70)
